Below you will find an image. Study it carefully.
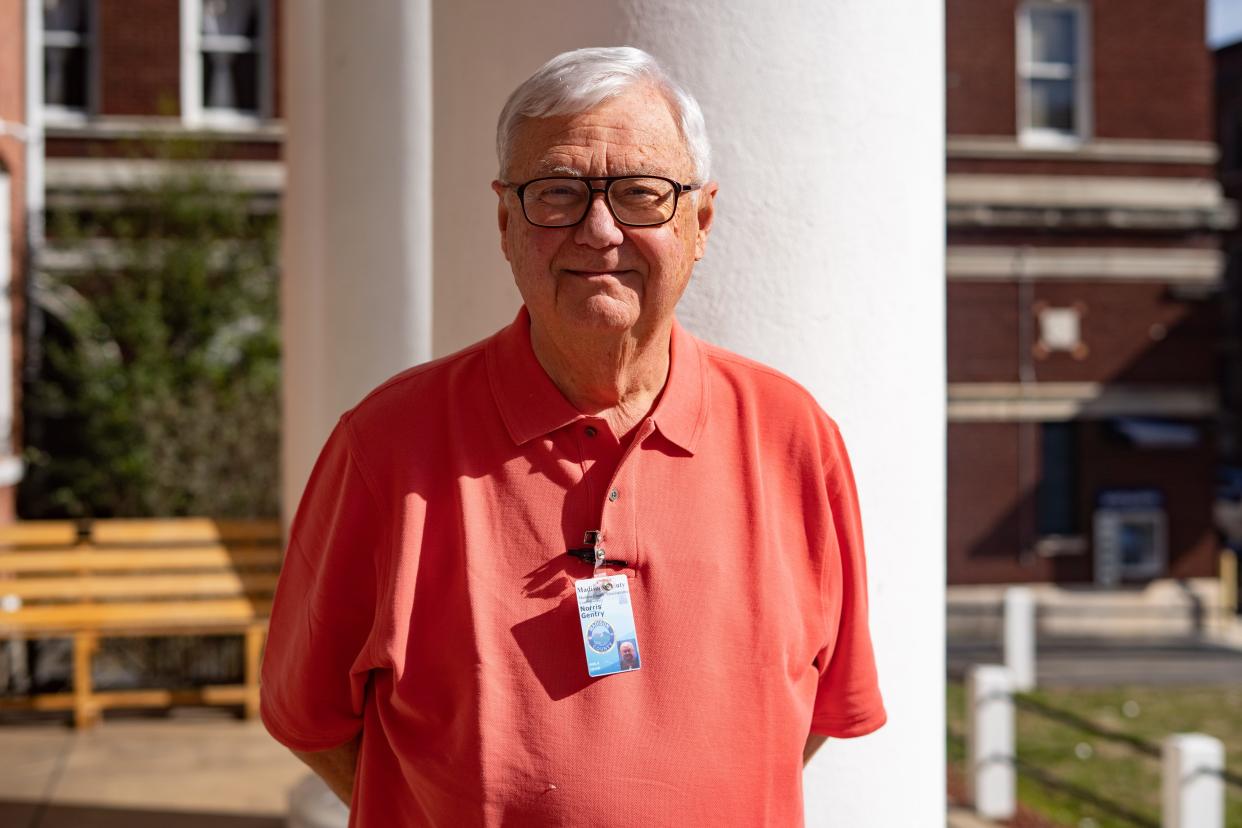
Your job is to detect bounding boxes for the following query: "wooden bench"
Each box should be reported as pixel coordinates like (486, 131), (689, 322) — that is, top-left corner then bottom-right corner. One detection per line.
(0, 518), (282, 728)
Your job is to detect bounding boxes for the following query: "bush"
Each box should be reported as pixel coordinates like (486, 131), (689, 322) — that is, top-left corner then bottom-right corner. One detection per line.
(20, 136), (281, 518)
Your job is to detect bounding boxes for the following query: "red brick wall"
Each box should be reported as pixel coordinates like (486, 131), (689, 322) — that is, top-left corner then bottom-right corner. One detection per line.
(949, 230), (1222, 250)
(45, 136), (281, 160)
(0, 0), (25, 523)
(948, 0), (1212, 141)
(947, 158), (1215, 179)
(98, 0), (181, 116)
(947, 0), (1017, 136)
(948, 420), (1217, 584)
(95, 0), (282, 120)
(1092, 0), (1211, 141)
(948, 280), (1219, 384)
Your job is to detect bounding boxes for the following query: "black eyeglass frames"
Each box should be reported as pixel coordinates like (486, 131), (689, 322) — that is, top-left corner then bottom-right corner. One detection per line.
(506, 175), (700, 228)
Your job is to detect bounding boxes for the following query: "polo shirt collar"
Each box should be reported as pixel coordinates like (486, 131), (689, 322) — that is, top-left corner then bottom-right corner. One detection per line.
(486, 306), (708, 453)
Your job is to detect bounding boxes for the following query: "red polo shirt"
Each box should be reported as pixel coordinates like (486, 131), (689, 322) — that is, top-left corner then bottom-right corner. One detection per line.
(260, 307), (886, 827)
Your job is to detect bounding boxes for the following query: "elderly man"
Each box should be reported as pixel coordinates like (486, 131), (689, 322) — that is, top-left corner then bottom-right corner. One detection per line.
(260, 46), (885, 826)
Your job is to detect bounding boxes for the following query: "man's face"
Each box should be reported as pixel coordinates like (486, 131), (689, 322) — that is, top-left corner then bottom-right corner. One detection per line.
(492, 86), (717, 344)
(619, 642), (636, 664)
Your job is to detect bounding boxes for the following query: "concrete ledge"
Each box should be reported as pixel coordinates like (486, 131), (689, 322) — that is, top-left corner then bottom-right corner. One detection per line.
(948, 578), (1226, 640)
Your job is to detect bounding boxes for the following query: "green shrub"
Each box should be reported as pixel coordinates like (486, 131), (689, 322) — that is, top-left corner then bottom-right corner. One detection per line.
(20, 136), (280, 518)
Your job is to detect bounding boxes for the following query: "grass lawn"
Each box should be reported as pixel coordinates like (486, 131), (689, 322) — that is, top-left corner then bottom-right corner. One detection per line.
(947, 681), (1242, 827)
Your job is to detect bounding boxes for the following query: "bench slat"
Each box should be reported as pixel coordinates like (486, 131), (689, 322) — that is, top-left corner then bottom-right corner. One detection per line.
(3, 572), (280, 600)
(0, 598), (272, 633)
(90, 519), (282, 544)
(0, 521), (81, 548)
(0, 546), (282, 572)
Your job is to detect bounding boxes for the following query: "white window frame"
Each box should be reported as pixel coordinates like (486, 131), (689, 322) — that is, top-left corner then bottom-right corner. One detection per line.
(180, 0), (273, 129)
(1016, 0), (1092, 148)
(41, 0), (98, 125)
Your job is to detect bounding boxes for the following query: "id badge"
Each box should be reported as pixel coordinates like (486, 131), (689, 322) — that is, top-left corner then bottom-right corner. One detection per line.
(574, 574), (642, 677)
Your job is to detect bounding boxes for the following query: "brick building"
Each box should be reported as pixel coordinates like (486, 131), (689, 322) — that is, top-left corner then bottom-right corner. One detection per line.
(947, 0), (1232, 586)
(4, 0), (284, 519)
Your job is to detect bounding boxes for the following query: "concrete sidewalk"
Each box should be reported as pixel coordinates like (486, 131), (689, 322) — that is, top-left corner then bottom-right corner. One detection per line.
(0, 710), (305, 828)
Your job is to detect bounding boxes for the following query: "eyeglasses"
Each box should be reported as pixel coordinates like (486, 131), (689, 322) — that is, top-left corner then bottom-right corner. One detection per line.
(507, 175), (700, 228)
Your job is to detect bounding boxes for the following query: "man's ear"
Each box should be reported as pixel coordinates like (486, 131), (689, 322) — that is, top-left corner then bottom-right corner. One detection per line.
(693, 181), (719, 261)
(491, 180), (511, 261)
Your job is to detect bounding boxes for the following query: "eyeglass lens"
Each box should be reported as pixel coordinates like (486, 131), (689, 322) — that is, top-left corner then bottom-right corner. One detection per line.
(521, 177), (679, 227)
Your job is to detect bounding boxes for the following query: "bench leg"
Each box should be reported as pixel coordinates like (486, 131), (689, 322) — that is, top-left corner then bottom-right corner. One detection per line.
(243, 626), (265, 720)
(73, 632), (99, 729)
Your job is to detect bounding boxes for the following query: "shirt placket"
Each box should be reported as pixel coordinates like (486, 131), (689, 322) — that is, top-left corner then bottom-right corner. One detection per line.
(596, 418), (655, 577)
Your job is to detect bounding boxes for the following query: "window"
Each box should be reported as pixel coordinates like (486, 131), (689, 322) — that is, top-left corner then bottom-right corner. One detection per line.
(182, 0), (271, 125)
(1036, 421), (1079, 536)
(43, 0), (94, 118)
(1017, 1), (1091, 145)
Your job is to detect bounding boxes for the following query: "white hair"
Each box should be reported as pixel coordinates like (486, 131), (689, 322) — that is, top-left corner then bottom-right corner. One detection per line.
(496, 46), (712, 183)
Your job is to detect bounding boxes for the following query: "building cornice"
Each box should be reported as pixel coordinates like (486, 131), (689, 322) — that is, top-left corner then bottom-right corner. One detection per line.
(947, 245), (1224, 284)
(947, 382), (1217, 421)
(947, 173), (1236, 230)
(44, 158), (284, 193)
(948, 135), (1218, 165)
(44, 115), (284, 143)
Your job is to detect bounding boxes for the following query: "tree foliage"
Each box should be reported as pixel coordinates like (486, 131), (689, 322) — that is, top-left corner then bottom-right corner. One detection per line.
(20, 137), (281, 518)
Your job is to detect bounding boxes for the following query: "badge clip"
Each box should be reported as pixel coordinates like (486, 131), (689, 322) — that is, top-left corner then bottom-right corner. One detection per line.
(567, 529), (627, 573)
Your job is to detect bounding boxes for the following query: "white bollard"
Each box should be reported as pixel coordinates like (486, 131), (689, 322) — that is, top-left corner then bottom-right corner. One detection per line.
(1162, 733), (1224, 828)
(966, 665), (1016, 821)
(1004, 587), (1036, 692)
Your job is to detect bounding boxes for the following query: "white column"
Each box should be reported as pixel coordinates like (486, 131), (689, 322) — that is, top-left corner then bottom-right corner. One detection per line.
(1162, 733), (1224, 828)
(625, 4), (945, 826)
(966, 665), (1016, 821)
(0, 170), (19, 485)
(1004, 586), (1037, 691)
(280, 0), (434, 524)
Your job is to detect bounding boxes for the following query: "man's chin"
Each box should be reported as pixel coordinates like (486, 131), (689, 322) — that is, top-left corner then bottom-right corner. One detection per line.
(565, 296), (641, 333)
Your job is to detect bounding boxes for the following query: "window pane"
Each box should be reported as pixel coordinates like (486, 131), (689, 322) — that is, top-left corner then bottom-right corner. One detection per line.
(44, 0), (87, 34)
(1029, 77), (1075, 131)
(203, 51), (259, 112)
(45, 45), (87, 108)
(202, 0), (258, 38)
(1030, 7), (1077, 65)
(1037, 422), (1078, 535)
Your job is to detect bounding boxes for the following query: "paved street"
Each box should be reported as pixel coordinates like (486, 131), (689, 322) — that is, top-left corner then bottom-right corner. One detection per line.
(949, 635), (1242, 686)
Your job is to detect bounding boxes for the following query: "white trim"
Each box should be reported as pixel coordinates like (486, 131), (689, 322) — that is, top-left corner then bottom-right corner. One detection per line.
(45, 115), (284, 141)
(946, 245), (1224, 283)
(0, 457), (24, 488)
(24, 0), (46, 249)
(43, 157), (284, 192)
(946, 174), (1226, 211)
(947, 135), (1218, 165)
(1016, 0), (1092, 146)
(180, 0), (202, 126)
(947, 383), (1217, 421)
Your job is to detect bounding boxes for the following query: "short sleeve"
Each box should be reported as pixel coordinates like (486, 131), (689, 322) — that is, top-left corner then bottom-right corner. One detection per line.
(809, 423), (887, 738)
(260, 414), (388, 752)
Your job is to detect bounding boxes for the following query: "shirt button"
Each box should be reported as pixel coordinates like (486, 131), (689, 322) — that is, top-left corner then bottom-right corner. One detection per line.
(584, 426), (598, 438)
(608, 489), (619, 502)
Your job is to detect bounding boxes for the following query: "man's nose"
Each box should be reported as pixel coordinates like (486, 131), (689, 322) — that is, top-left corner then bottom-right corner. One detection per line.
(574, 192), (625, 248)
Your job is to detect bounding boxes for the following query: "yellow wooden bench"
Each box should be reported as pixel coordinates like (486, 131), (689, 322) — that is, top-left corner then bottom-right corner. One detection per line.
(0, 518), (282, 728)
